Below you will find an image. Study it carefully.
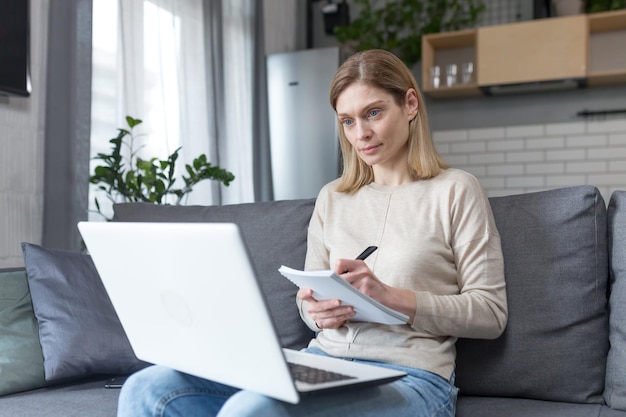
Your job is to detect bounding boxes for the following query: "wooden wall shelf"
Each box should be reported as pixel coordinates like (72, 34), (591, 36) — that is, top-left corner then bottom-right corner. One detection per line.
(422, 10), (626, 98)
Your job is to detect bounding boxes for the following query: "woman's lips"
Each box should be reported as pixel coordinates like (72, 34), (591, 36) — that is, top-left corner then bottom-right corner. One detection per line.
(360, 144), (380, 155)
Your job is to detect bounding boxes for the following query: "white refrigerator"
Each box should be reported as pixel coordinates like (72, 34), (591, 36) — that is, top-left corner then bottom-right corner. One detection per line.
(266, 47), (341, 201)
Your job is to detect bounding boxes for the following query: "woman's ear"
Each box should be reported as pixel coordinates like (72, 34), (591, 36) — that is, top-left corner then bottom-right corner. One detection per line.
(405, 88), (419, 120)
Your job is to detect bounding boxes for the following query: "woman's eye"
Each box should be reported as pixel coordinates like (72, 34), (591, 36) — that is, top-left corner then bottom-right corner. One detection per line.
(342, 119), (353, 127)
(368, 109), (380, 118)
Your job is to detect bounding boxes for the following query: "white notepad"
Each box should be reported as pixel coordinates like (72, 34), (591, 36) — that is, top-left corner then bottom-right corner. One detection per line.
(278, 266), (409, 325)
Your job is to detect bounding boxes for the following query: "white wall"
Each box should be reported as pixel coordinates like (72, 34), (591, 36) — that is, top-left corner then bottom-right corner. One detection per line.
(263, 0), (298, 55)
(0, 1), (48, 268)
(434, 118), (626, 201)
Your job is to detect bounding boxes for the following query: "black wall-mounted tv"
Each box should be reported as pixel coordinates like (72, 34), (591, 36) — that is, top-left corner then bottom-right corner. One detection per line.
(0, 0), (30, 97)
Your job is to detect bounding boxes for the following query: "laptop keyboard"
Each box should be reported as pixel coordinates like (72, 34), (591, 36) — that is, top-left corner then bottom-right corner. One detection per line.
(288, 362), (356, 384)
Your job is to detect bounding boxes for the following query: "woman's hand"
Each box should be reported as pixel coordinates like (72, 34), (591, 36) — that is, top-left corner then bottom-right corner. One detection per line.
(297, 288), (355, 329)
(335, 259), (390, 300)
(335, 259), (417, 323)
(297, 259), (417, 329)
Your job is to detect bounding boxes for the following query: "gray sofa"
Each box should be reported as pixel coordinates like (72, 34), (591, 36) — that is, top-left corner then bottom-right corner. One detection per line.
(2, 185), (626, 417)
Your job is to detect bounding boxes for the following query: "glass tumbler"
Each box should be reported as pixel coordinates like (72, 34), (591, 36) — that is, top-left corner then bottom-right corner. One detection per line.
(462, 62), (474, 84)
(430, 65), (440, 89)
(446, 64), (457, 87)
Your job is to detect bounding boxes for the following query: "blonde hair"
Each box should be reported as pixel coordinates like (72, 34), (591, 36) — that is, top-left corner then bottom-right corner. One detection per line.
(329, 49), (447, 193)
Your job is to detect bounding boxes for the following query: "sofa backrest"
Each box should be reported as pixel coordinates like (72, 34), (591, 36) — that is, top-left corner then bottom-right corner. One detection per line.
(456, 185), (609, 404)
(605, 190), (626, 410)
(114, 185), (616, 406)
(113, 199), (317, 351)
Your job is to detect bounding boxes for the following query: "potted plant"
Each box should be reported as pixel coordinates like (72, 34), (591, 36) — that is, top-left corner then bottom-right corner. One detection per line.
(586, 0), (626, 12)
(89, 116), (235, 220)
(333, 0), (486, 67)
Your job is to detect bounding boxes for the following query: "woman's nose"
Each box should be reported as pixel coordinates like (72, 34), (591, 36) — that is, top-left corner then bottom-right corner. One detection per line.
(356, 121), (372, 141)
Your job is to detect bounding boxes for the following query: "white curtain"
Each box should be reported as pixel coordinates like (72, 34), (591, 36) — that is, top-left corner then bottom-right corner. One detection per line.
(212, 0), (258, 204)
(90, 0), (259, 220)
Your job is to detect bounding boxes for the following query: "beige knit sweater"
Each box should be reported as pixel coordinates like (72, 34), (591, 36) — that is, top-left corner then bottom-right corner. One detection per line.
(298, 168), (508, 380)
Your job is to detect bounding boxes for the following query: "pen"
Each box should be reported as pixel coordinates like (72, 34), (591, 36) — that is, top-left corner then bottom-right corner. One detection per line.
(355, 246), (377, 261)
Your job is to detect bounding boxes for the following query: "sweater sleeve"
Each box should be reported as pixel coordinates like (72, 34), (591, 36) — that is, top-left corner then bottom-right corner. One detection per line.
(296, 186), (332, 332)
(411, 176), (508, 339)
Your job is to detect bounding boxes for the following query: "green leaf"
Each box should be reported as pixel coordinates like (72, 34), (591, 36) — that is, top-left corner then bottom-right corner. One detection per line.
(126, 116), (143, 129)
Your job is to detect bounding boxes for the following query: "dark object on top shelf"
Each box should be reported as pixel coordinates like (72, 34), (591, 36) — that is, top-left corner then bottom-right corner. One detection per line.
(321, 0), (349, 35)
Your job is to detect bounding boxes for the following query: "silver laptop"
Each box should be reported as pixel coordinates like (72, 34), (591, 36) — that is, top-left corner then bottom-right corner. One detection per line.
(77, 221), (406, 404)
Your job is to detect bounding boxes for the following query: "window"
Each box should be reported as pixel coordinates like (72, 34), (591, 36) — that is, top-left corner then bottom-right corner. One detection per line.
(89, 0), (212, 220)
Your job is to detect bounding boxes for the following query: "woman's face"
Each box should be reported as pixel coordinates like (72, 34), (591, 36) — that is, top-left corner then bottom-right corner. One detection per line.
(335, 82), (418, 174)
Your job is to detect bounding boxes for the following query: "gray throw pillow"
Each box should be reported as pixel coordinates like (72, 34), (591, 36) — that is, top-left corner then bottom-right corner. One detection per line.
(0, 268), (47, 396)
(605, 190), (626, 410)
(113, 199), (317, 350)
(21, 243), (149, 382)
(455, 186), (609, 404)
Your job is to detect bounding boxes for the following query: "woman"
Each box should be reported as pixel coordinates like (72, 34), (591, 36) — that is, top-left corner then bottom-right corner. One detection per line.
(118, 49), (507, 417)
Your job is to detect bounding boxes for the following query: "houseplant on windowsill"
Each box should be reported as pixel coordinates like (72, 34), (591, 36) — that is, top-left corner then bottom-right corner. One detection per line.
(89, 116), (235, 220)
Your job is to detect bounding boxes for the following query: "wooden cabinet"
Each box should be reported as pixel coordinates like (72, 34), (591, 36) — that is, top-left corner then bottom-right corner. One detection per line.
(477, 15), (587, 86)
(587, 10), (626, 86)
(421, 10), (626, 98)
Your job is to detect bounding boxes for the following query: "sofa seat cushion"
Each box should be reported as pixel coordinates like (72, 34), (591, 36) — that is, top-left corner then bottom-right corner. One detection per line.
(0, 268), (47, 396)
(455, 186), (609, 404)
(0, 377), (119, 417)
(112, 199), (317, 350)
(21, 243), (149, 382)
(457, 396), (626, 417)
(605, 190), (626, 410)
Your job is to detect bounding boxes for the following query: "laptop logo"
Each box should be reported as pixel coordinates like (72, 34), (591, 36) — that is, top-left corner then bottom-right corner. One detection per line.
(160, 290), (193, 327)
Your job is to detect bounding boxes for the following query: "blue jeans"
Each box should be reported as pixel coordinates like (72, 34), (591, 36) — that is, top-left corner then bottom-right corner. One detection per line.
(118, 348), (458, 417)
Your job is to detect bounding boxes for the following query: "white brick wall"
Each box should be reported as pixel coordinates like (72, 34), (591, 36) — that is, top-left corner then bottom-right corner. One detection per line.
(434, 118), (626, 201)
